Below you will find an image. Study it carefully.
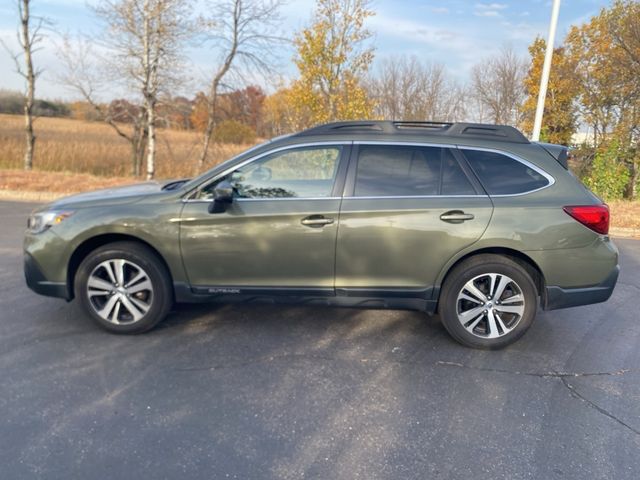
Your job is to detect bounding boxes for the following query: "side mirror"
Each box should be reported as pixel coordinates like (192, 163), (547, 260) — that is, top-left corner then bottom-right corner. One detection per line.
(208, 180), (234, 214)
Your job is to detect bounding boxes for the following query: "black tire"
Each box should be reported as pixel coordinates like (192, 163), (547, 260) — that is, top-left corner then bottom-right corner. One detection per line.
(74, 241), (173, 334)
(439, 254), (538, 349)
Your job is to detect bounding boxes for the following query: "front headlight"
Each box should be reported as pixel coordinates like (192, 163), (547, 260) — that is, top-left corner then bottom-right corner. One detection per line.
(27, 211), (74, 234)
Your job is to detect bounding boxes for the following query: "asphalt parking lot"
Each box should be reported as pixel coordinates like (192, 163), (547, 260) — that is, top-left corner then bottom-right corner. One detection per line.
(1, 200), (639, 479)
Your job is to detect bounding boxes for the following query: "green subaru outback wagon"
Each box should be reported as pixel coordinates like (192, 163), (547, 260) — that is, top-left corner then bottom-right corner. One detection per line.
(24, 121), (619, 348)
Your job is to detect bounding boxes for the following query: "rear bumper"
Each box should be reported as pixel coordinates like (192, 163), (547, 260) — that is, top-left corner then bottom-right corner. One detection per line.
(543, 264), (619, 311)
(24, 252), (70, 300)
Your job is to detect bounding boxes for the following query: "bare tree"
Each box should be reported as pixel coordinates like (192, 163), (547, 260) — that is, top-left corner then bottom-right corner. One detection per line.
(368, 55), (467, 122)
(98, 0), (192, 179)
(58, 1), (191, 179)
(470, 46), (527, 125)
(57, 35), (148, 176)
(196, 0), (283, 169)
(1, 0), (47, 170)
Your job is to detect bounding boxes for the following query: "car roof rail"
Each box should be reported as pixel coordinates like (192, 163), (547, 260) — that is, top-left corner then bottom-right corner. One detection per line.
(294, 120), (530, 144)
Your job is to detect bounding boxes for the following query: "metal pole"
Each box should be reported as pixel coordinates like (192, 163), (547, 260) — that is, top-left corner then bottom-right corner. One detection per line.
(531, 0), (561, 142)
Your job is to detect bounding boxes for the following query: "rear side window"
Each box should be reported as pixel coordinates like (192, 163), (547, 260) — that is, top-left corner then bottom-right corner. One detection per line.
(354, 145), (475, 197)
(463, 149), (550, 195)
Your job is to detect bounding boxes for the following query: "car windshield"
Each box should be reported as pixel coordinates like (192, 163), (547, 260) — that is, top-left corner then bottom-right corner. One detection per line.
(180, 135), (293, 193)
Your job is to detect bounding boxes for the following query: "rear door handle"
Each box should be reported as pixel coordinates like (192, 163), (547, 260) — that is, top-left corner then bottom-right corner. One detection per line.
(440, 210), (475, 223)
(301, 215), (334, 227)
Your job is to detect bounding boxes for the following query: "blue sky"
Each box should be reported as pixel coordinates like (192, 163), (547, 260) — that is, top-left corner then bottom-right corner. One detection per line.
(0, 0), (612, 100)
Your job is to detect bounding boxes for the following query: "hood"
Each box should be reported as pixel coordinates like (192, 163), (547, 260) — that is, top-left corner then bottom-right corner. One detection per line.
(44, 181), (168, 210)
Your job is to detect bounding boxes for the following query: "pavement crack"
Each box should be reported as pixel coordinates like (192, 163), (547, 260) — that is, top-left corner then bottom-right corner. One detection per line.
(560, 377), (640, 436)
(435, 361), (631, 378)
(437, 361), (640, 436)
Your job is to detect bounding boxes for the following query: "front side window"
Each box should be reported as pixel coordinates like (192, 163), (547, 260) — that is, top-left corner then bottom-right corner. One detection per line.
(463, 149), (550, 195)
(354, 145), (475, 197)
(200, 146), (342, 199)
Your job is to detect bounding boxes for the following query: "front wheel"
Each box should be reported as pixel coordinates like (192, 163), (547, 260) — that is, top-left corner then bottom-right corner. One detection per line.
(439, 254), (538, 349)
(75, 241), (173, 334)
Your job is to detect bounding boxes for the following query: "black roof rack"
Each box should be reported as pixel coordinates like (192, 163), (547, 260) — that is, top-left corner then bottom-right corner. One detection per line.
(294, 120), (530, 144)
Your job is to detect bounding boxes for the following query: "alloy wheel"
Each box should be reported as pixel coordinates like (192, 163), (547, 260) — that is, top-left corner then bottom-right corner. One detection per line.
(86, 259), (153, 325)
(456, 273), (525, 339)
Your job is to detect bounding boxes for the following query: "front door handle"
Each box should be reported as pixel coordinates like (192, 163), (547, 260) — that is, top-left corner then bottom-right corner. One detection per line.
(440, 210), (475, 223)
(301, 215), (334, 228)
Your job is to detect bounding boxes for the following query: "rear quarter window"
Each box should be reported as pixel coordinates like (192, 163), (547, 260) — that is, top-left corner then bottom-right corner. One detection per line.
(462, 149), (550, 195)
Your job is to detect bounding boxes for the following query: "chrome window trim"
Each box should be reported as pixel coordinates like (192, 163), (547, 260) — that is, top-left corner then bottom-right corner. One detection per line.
(457, 145), (556, 197)
(183, 140), (556, 202)
(183, 197), (342, 204)
(183, 141), (352, 202)
(352, 141), (555, 197)
(344, 195), (486, 200)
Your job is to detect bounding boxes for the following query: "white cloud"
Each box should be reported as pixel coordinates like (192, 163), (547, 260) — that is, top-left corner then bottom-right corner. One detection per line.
(473, 2), (508, 18)
(431, 7), (450, 14)
(367, 14), (503, 78)
(475, 10), (501, 17)
(369, 15), (473, 53)
(475, 3), (509, 10)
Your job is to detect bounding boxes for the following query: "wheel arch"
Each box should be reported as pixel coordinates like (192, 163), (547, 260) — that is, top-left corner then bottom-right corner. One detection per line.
(435, 247), (545, 310)
(67, 233), (174, 300)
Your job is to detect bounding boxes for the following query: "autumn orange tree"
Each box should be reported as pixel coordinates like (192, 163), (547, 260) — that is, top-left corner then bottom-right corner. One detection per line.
(286, 0), (376, 129)
(603, 0), (640, 198)
(565, 0), (640, 198)
(521, 37), (578, 145)
(262, 86), (299, 136)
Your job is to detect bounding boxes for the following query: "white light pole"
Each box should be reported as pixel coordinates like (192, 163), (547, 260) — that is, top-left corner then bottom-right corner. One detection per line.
(531, 0), (561, 142)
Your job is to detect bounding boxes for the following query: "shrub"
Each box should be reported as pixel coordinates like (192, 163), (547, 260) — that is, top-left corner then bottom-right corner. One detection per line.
(213, 120), (256, 144)
(0, 90), (26, 115)
(582, 141), (630, 200)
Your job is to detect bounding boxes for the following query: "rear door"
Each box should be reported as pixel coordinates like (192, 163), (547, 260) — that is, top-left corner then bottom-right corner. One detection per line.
(335, 142), (493, 296)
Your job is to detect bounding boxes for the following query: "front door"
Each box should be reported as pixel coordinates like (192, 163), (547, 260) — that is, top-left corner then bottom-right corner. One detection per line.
(180, 143), (349, 292)
(335, 143), (493, 296)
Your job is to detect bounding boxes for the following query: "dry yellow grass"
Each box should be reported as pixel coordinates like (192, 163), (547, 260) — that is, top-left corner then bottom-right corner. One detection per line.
(0, 169), (135, 194)
(608, 200), (640, 229)
(0, 113), (251, 178)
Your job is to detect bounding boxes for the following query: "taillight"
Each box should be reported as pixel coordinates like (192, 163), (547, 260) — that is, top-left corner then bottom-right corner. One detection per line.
(563, 205), (609, 235)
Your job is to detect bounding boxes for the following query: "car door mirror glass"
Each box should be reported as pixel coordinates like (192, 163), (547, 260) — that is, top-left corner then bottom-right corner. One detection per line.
(208, 180), (234, 213)
(214, 180), (234, 203)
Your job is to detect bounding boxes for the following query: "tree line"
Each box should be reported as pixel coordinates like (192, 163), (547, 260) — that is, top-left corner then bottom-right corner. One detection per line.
(3, 0), (639, 199)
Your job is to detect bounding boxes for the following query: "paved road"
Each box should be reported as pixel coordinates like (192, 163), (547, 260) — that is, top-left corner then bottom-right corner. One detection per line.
(1, 201), (639, 479)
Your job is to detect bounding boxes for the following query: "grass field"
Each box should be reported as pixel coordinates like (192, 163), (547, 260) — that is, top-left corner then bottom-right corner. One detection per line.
(0, 113), (250, 178)
(608, 200), (640, 229)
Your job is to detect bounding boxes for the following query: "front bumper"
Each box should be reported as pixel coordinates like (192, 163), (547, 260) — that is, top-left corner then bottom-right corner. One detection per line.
(543, 264), (619, 311)
(24, 252), (70, 300)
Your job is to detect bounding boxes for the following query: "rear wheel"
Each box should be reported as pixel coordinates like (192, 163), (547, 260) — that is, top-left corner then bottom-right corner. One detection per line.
(439, 254), (538, 349)
(75, 242), (173, 333)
